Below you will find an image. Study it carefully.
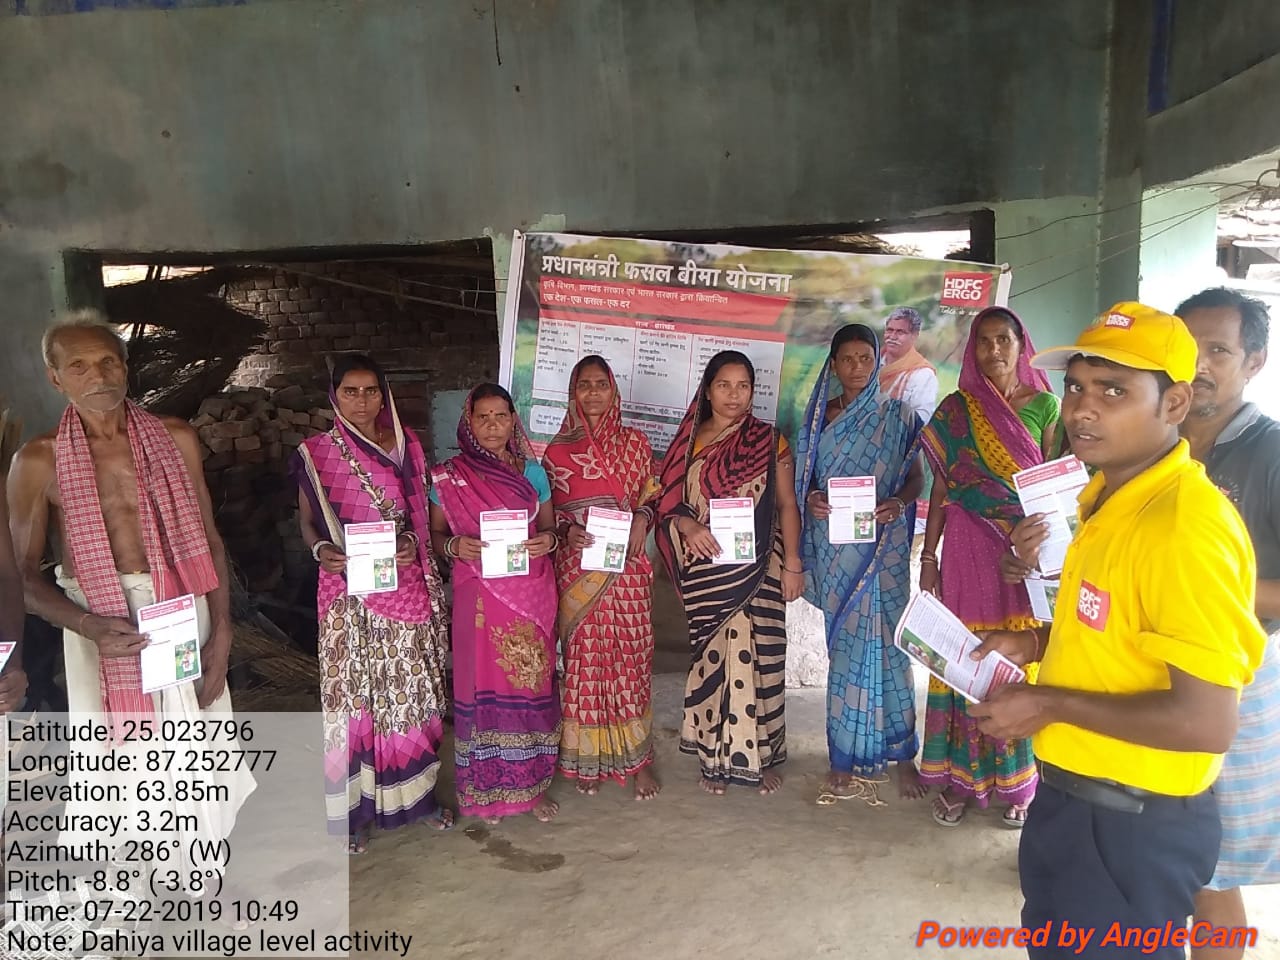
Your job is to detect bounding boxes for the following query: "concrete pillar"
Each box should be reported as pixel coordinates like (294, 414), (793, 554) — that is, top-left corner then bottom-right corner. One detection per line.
(995, 197), (1102, 349)
(1137, 187), (1222, 311)
(0, 244), (70, 436)
(1094, 0), (1152, 312)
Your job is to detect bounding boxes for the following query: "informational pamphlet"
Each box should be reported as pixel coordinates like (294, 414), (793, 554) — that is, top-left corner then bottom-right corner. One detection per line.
(0, 641), (16, 673)
(1026, 576), (1060, 622)
(137, 593), (203, 694)
(344, 520), (399, 596)
(709, 498), (756, 564)
(1012, 455), (1090, 577)
(480, 509), (531, 578)
(894, 592), (1026, 703)
(828, 476), (878, 544)
(581, 506), (633, 573)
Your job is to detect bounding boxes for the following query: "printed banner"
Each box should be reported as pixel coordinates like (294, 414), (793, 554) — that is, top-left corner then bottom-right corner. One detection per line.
(500, 231), (1011, 456)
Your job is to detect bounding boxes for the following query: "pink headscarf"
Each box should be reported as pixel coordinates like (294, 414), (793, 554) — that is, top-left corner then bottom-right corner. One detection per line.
(959, 306), (1052, 470)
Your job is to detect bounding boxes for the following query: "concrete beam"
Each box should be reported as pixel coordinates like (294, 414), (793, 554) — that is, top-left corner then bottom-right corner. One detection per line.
(1145, 51), (1280, 188)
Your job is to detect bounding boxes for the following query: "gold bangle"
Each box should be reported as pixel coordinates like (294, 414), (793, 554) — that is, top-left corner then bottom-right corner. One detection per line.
(77, 611), (91, 635)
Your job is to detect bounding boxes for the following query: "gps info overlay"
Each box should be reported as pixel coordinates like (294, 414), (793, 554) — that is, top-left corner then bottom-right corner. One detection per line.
(3, 712), (350, 958)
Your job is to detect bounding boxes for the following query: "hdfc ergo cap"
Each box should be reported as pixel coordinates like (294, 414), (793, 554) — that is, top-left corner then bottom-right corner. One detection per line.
(1031, 301), (1197, 384)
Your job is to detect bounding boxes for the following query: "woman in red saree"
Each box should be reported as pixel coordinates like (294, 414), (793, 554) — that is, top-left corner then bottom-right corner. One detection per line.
(429, 383), (562, 823)
(292, 353), (452, 854)
(543, 356), (661, 800)
(656, 350), (805, 795)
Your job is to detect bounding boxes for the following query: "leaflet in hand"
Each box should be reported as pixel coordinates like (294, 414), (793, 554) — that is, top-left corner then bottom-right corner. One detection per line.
(828, 476), (877, 544)
(480, 509), (530, 578)
(136, 593), (203, 695)
(344, 520), (399, 596)
(894, 592), (1025, 703)
(709, 498), (756, 564)
(581, 506), (632, 573)
(0, 641), (15, 673)
(1012, 455), (1090, 577)
(1026, 576), (1060, 622)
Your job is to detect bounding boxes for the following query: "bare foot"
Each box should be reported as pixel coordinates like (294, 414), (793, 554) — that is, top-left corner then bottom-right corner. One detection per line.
(576, 780), (599, 796)
(482, 816), (502, 825)
(700, 777), (726, 796)
(532, 795), (559, 822)
(425, 808), (455, 831)
(346, 828), (370, 855)
(895, 762), (927, 800)
(822, 770), (853, 793)
(759, 772), (783, 795)
(633, 767), (661, 800)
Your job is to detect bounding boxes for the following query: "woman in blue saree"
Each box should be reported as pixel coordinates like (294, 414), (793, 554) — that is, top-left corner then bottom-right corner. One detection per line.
(797, 324), (926, 805)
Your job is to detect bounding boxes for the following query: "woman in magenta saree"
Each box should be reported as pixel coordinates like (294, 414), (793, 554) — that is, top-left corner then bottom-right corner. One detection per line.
(429, 384), (562, 823)
(918, 307), (1059, 828)
(292, 354), (452, 853)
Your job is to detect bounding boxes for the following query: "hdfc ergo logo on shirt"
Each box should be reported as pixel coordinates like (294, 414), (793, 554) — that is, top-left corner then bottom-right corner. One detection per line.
(1076, 580), (1111, 631)
(939, 273), (993, 309)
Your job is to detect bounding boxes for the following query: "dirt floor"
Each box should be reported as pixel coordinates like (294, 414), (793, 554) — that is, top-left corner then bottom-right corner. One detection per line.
(348, 669), (1280, 960)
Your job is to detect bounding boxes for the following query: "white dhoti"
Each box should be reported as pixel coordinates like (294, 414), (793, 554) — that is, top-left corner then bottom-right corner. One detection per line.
(50, 570), (256, 888)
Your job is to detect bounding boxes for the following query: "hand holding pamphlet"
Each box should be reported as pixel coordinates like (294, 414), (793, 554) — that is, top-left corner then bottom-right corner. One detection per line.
(480, 509), (531, 578)
(894, 592), (1026, 703)
(137, 593), (203, 694)
(581, 506), (632, 573)
(344, 520), (399, 596)
(827, 476), (877, 544)
(0, 641), (16, 673)
(1011, 455), (1090, 577)
(708, 498), (755, 564)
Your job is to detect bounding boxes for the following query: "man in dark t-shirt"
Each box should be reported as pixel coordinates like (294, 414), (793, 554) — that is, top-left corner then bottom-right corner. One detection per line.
(1178, 286), (1280, 960)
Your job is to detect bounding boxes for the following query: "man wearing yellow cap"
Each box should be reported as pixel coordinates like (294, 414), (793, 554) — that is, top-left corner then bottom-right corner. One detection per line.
(971, 302), (1267, 959)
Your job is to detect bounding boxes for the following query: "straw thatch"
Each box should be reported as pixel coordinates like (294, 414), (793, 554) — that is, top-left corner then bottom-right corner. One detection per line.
(105, 267), (267, 420)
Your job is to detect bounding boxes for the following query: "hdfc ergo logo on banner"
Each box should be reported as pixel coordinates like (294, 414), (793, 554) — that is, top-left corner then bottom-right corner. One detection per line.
(939, 273), (993, 312)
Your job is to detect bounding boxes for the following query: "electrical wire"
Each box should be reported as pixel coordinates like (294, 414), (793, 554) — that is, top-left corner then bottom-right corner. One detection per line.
(1009, 195), (1229, 301)
(993, 180), (1251, 242)
(1006, 188), (1252, 275)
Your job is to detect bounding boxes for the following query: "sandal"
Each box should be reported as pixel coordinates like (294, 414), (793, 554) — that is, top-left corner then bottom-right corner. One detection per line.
(1002, 803), (1028, 829)
(931, 792), (967, 827)
(347, 831), (370, 855)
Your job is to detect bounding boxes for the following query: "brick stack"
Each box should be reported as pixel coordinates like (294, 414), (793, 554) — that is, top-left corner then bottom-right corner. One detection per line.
(192, 379), (334, 595)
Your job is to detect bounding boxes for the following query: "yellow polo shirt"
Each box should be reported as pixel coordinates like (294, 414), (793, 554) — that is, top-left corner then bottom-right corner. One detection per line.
(1034, 440), (1265, 795)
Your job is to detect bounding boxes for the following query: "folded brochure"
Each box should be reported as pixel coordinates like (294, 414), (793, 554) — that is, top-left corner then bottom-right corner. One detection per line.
(344, 520), (399, 595)
(1011, 455), (1089, 578)
(581, 506), (632, 573)
(136, 593), (203, 694)
(708, 498), (755, 564)
(827, 476), (877, 544)
(894, 592), (1025, 703)
(480, 509), (530, 578)
(1025, 576), (1060, 622)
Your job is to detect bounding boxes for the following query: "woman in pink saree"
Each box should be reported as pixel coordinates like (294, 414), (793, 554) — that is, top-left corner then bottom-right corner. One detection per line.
(917, 308), (1059, 828)
(293, 354), (452, 854)
(429, 383), (562, 823)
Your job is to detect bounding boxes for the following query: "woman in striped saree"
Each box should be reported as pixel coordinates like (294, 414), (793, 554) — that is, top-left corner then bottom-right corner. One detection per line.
(656, 350), (804, 795)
